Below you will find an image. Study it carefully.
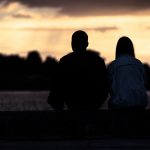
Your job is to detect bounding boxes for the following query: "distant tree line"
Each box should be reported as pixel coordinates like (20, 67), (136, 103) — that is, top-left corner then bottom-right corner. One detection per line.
(0, 50), (58, 90)
(0, 50), (150, 91)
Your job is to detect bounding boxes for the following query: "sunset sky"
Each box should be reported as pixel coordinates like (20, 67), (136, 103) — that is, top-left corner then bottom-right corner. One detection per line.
(0, 0), (150, 64)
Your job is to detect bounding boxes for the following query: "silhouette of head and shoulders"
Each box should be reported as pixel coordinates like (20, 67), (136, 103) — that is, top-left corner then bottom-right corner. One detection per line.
(60, 30), (104, 69)
(108, 36), (148, 109)
(109, 36), (142, 68)
(49, 30), (108, 111)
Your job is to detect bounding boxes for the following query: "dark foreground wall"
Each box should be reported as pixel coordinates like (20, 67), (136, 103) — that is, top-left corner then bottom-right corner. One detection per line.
(0, 110), (150, 140)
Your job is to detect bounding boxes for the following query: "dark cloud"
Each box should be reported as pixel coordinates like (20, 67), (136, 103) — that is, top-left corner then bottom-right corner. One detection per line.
(93, 27), (119, 32)
(12, 14), (32, 19)
(14, 26), (119, 33)
(1, 0), (150, 16)
(81, 27), (119, 32)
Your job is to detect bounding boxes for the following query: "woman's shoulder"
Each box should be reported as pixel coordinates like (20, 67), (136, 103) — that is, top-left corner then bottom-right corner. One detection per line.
(134, 57), (143, 65)
(107, 60), (116, 72)
(107, 56), (144, 71)
(115, 55), (143, 65)
(128, 57), (144, 69)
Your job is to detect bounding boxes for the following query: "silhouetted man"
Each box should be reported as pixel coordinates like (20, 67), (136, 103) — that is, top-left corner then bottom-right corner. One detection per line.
(48, 30), (108, 111)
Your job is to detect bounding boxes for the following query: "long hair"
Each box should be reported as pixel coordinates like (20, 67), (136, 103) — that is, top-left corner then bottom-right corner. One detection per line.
(115, 36), (135, 59)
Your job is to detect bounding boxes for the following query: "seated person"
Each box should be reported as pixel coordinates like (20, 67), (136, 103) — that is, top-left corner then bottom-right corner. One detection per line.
(108, 36), (148, 110)
(48, 30), (109, 111)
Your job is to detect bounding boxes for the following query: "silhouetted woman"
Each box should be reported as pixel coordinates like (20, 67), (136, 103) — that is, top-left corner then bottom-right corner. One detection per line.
(108, 36), (148, 110)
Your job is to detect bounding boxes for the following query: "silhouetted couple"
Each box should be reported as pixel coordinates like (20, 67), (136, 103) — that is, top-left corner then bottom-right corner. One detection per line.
(48, 30), (148, 111)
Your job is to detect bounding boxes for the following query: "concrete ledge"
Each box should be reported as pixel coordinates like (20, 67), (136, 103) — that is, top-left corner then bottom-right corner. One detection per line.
(0, 110), (149, 139)
(2, 139), (150, 150)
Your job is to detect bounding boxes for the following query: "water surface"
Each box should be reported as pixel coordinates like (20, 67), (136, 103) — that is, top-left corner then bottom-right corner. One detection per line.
(0, 91), (149, 111)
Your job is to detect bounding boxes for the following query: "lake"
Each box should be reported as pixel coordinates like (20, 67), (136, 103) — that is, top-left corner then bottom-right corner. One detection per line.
(0, 91), (149, 111)
(0, 91), (52, 111)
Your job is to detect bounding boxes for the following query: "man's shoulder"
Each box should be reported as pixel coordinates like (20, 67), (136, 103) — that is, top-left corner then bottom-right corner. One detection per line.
(86, 50), (104, 62)
(60, 52), (74, 62)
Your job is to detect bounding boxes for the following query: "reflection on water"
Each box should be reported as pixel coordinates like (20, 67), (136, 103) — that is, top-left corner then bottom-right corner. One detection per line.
(0, 91), (52, 111)
(0, 91), (149, 111)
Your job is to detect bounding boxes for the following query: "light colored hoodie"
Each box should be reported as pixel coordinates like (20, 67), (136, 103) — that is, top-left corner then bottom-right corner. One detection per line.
(108, 55), (148, 109)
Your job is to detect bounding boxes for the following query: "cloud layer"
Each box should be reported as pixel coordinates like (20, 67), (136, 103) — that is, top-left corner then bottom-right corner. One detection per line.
(1, 0), (150, 16)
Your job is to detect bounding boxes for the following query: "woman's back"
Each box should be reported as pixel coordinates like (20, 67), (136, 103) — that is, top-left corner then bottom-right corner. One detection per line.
(108, 55), (148, 109)
(108, 36), (148, 109)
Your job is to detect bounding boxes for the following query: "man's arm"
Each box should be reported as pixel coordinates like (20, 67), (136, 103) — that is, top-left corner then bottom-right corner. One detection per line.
(47, 61), (65, 111)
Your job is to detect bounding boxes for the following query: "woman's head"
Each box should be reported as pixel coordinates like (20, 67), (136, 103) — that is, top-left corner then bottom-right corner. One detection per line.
(116, 36), (135, 59)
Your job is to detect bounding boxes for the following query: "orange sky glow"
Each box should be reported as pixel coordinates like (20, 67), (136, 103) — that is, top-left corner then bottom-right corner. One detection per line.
(0, 1), (150, 64)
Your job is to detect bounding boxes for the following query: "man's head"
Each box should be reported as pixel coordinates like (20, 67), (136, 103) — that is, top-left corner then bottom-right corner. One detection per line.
(71, 30), (88, 52)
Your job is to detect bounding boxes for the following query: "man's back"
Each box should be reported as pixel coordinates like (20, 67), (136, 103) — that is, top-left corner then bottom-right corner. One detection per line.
(48, 30), (108, 111)
(57, 50), (108, 110)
